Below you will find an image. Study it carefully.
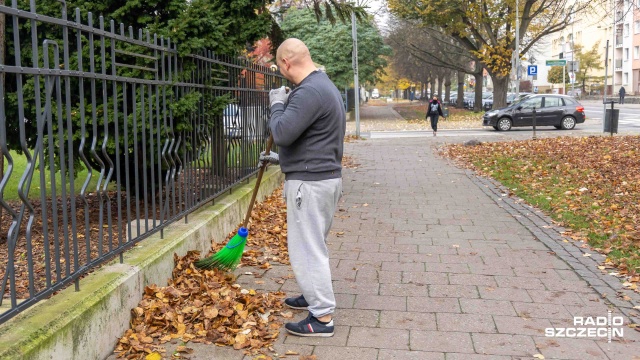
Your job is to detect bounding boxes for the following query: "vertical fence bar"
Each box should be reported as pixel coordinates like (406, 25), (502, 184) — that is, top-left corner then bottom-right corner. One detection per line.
(130, 26), (141, 239)
(59, 0), (78, 285)
(76, 8), (92, 270)
(159, 37), (170, 225)
(139, 29), (149, 234)
(172, 42), (183, 218)
(121, 23), (132, 245)
(88, 13), (106, 259)
(43, 41), (63, 285)
(0, 0), (20, 309)
(27, 0), (44, 296)
(154, 33), (163, 234)
(110, 19), (124, 262)
(100, 16), (115, 254)
(145, 31), (157, 230)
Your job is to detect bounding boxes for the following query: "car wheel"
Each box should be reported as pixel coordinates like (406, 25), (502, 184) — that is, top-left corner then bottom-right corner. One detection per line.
(497, 117), (512, 131)
(560, 116), (576, 130)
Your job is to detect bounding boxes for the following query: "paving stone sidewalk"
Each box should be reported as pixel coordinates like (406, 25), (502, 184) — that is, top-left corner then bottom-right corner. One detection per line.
(110, 104), (640, 359)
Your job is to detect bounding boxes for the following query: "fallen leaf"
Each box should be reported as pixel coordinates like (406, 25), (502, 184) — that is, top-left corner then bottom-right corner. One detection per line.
(145, 353), (162, 360)
(533, 354), (545, 359)
(281, 311), (293, 319)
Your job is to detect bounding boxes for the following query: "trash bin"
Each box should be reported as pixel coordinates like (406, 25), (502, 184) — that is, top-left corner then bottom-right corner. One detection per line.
(604, 109), (619, 133)
(443, 106), (449, 118)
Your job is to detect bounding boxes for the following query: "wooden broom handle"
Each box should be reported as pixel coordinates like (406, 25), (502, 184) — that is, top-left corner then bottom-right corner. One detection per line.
(243, 134), (274, 228)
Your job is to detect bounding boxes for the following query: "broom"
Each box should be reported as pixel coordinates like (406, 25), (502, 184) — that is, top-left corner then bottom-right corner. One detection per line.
(194, 135), (275, 271)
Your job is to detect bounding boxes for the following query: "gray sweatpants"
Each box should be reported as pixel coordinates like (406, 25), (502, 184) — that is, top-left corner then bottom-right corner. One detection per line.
(284, 178), (342, 318)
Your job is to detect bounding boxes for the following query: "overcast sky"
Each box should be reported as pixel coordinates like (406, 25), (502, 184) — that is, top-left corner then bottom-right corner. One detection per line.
(362, 0), (390, 31)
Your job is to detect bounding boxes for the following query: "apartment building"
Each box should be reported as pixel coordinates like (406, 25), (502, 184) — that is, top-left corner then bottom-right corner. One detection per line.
(543, 1), (638, 96)
(632, 4), (640, 94)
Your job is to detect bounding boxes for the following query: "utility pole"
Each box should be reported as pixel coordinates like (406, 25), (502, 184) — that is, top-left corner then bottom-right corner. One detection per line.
(351, 3), (360, 137)
(612, 0), (615, 99)
(515, 0), (520, 97)
(571, 12), (575, 96)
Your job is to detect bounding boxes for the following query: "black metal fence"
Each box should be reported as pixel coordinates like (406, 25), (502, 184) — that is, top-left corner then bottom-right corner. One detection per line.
(0, 3), (285, 324)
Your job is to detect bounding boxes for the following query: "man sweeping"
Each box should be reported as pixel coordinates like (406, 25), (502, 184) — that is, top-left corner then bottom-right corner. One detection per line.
(259, 38), (345, 337)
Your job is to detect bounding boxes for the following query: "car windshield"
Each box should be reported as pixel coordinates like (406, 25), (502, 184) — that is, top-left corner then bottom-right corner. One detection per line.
(511, 94), (532, 105)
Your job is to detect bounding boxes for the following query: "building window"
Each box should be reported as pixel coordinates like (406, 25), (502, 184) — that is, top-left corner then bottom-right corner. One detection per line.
(624, 72), (629, 84)
(625, 24), (630, 36)
(636, 21), (640, 34)
(635, 46), (639, 59)
(626, 48), (630, 60)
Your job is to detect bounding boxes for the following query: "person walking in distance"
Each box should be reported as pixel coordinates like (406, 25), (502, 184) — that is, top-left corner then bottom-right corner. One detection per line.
(259, 38), (345, 337)
(619, 86), (626, 104)
(426, 95), (445, 136)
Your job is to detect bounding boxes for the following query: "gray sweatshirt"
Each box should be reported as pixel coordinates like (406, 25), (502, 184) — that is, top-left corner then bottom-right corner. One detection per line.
(269, 71), (346, 181)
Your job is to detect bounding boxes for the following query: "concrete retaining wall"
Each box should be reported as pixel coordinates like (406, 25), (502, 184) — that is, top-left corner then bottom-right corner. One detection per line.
(0, 167), (284, 360)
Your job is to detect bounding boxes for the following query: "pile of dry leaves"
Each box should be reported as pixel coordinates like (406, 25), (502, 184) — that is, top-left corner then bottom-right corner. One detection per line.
(441, 135), (640, 285)
(115, 188), (292, 359)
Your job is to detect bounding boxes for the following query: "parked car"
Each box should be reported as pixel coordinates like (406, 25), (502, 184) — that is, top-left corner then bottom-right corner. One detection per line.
(465, 92), (493, 110)
(482, 92), (532, 111)
(371, 88), (380, 99)
(449, 93), (458, 106)
(506, 92), (532, 105)
(482, 94), (585, 131)
(224, 103), (269, 139)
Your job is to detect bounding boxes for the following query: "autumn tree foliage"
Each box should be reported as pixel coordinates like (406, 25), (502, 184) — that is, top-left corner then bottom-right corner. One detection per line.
(387, 0), (607, 108)
(386, 21), (484, 109)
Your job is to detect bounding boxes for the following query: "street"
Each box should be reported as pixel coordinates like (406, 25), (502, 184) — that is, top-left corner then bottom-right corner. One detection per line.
(363, 100), (640, 140)
(581, 100), (640, 133)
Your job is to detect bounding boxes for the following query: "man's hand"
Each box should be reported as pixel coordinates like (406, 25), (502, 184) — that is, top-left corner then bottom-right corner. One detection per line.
(258, 151), (279, 167)
(269, 86), (289, 107)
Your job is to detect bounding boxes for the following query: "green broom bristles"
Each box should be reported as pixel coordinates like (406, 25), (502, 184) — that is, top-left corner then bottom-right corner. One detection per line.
(195, 227), (248, 271)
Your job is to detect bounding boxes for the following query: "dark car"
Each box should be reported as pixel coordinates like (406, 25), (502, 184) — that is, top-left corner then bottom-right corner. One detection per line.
(482, 94), (585, 131)
(506, 92), (532, 105)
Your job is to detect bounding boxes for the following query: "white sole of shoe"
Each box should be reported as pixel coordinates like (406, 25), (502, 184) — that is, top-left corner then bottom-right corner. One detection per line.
(286, 328), (334, 337)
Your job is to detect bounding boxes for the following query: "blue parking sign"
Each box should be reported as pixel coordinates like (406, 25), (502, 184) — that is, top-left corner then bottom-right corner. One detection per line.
(527, 65), (537, 76)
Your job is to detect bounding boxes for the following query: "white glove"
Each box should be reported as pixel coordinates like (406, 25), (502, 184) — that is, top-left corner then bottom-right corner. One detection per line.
(258, 151), (279, 167)
(269, 86), (289, 107)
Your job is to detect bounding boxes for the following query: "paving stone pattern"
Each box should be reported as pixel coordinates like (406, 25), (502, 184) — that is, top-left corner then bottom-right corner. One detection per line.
(110, 105), (640, 360)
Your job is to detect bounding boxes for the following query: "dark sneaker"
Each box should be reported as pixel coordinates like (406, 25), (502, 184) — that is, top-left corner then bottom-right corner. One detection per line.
(285, 313), (334, 337)
(284, 294), (309, 310)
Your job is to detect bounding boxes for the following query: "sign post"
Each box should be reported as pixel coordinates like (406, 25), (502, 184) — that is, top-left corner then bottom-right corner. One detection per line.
(546, 60), (567, 94)
(546, 59), (567, 66)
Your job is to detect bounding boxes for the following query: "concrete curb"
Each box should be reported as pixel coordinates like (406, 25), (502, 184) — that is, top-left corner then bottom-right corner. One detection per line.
(466, 170), (640, 318)
(0, 167), (284, 360)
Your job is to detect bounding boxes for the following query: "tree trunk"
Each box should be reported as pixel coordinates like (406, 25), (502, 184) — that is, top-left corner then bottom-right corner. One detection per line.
(437, 74), (443, 100)
(457, 71), (464, 108)
(444, 71), (451, 103)
(473, 72), (483, 112)
(491, 75), (510, 109)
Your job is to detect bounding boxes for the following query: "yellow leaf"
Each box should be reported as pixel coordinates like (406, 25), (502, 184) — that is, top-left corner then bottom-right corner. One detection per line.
(533, 355), (545, 360)
(146, 353), (162, 360)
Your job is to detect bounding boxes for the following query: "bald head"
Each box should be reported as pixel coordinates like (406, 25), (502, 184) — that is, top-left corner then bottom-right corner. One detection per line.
(276, 38), (317, 85)
(277, 38), (312, 66)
